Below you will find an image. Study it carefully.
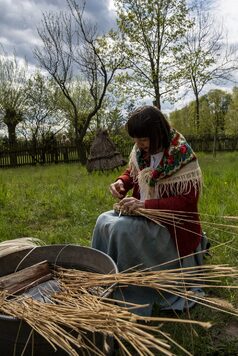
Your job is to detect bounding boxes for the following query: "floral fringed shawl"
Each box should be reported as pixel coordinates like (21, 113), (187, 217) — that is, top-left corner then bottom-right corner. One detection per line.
(128, 128), (203, 200)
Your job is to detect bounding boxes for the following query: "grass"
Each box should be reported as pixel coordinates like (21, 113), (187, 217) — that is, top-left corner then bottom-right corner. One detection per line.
(0, 164), (116, 245)
(0, 151), (238, 355)
(198, 152), (238, 267)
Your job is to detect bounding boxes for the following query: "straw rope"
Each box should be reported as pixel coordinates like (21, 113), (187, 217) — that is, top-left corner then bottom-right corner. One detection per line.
(0, 238), (44, 258)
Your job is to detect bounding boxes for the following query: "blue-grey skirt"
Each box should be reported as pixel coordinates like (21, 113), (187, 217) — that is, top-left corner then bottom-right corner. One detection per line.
(91, 211), (205, 316)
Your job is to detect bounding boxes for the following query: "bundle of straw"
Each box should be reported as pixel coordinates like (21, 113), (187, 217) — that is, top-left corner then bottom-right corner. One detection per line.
(114, 205), (238, 231)
(114, 204), (238, 250)
(136, 208), (238, 230)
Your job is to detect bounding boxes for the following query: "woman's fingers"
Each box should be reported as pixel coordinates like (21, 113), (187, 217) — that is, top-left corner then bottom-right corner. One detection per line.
(119, 197), (144, 211)
(109, 180), (125, 198)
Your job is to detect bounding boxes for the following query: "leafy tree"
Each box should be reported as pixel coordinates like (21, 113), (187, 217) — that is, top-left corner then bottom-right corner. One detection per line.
(18, 72), (65, 142)
(204, 89), (231, 132)
(169, 103), (197, 136)
(203, 89), (231, 155)
(114, 0), (192, 109)
(170, 88), (233, 139)
(0, 53), (28, 146)
(224, 87), (238, 135)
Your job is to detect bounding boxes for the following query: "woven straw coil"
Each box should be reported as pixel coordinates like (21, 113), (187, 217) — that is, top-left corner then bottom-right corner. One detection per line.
(113, 203), (141, 216)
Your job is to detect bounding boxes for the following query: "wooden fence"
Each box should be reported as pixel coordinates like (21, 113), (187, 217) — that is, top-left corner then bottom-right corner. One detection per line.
(186, 135), (238, 153)
(0, 144), (80, 168)
(0, 135), (237, 168)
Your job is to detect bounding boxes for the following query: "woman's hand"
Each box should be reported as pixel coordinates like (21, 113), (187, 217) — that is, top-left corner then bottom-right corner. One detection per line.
(119, 197), (145, 212)
(109, 179), (125, 199)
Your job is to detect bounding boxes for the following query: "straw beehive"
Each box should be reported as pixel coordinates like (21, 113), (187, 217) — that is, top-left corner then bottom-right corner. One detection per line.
(86, 129), (126, 172)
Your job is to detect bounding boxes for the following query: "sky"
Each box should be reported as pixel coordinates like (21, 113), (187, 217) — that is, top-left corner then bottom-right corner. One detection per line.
(0, 0), (117, 66)
(0, 0), (238, 111)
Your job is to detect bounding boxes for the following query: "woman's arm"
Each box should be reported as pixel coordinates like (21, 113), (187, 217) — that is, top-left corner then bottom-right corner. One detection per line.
(117, 168), (135, 192)
(109, 168), (135, 199)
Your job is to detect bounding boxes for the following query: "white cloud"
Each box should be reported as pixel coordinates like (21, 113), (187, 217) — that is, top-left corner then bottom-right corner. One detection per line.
(108, 0), (116, 11)
(216, 0), (238, 44)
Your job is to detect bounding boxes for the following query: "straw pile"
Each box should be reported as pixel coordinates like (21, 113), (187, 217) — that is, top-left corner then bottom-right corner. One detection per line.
(1, 263), (238, 355)
(1, 287), (208, 356)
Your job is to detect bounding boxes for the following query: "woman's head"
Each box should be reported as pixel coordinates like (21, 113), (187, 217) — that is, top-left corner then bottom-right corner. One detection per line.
(126, 105), (171, 154)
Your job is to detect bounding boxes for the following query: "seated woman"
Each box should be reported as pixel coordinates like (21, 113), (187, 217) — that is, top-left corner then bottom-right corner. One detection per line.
(92, 105), (204, 315)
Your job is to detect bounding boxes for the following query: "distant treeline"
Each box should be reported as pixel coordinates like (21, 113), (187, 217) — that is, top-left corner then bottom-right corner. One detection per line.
(169, 88), (238, 138)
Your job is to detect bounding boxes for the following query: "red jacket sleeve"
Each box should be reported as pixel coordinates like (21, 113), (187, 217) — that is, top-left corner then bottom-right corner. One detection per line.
(144, 188), (199, 211)
(117, 168), (134, 193)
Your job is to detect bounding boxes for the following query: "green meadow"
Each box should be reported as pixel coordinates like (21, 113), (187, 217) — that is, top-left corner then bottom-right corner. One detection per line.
(0, 151), (237, 355)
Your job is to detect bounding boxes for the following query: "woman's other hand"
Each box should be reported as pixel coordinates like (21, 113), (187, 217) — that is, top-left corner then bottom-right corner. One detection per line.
(109, 179), (125, 199)
(119, 197), (145, 212)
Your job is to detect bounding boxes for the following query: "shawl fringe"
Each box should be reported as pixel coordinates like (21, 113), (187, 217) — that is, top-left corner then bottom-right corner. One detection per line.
(129, 146), (202, 200)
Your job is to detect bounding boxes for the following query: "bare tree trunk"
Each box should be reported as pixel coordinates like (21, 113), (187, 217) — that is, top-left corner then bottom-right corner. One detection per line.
(7, 122), (17, 166)
(213, 132), (217, 157)
(7, 122), (17, 146)
(153, 90), (161, 110)
(195, 94), (200, 131)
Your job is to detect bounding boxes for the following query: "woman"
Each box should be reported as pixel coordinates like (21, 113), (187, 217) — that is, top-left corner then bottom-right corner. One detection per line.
(92, 105), (205, 315)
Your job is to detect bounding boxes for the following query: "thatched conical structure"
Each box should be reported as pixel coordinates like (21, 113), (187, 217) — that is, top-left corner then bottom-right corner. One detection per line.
(86, 129), (126, 172)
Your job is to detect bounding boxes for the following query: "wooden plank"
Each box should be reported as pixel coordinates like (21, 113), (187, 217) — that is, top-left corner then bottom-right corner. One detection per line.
(0, 260), (52, 295)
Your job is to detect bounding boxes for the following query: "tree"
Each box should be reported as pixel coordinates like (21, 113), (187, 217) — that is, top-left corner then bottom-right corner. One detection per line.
(19, 72), (66, 142)
(114, 0), (192, 109)
(170, 88), (232, 138)
(203, 89), (231, 155)
(223, 87), (238, 135)
(177, 0), (238, 130)
(169, 104), (197, 136)
(35, 0), (124, 163)
(55, 79), (94, 140)
(0, 53), (28, 146)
